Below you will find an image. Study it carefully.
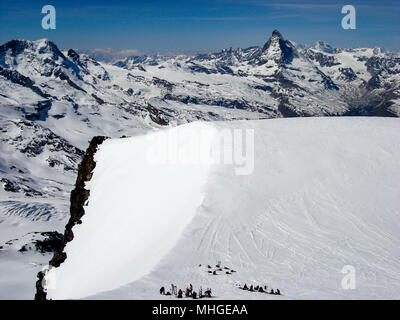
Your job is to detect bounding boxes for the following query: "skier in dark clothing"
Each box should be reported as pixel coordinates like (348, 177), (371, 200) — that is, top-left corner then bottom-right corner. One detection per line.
(249, 285), (254, 292)
(243, 283), (248, 290)
(258, 286), (264, 293)
(192, 291), (197, 299)
(276, 289), (281, 295)
(160, 286), (165, 295)
(270, 288), (275, 294)
(178, 289), (183, 298)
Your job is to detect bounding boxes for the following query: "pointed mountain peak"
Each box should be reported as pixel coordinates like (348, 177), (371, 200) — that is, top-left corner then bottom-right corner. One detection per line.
(259, 29), (298, 64)
(271, 29), (284, 39)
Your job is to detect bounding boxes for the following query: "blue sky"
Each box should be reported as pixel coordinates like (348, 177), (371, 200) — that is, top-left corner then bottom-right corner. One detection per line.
(0, 0), (399, 52)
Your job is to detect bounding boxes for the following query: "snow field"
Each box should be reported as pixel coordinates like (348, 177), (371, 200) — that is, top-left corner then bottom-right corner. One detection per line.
(46, 117), (400, 299)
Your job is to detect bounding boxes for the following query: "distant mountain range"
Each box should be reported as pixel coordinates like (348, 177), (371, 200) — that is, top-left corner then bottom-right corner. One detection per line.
(0, 29), (399, 220)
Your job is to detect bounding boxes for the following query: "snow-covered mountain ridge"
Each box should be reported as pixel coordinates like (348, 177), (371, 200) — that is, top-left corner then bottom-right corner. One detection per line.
(43, 117), (400, 300)
(1, 29), (399, 205)
(115, 29), (400, 117)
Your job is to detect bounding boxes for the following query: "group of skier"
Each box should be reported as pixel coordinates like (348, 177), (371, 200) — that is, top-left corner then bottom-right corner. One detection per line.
(202, 262), (236, 275)
(160, 283), (212, 299)
(241, 283), (281, 295)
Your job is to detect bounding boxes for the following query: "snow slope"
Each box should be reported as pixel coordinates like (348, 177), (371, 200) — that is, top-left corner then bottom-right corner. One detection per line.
(0, 219), (62, 299)
(45, 117), (400, 300)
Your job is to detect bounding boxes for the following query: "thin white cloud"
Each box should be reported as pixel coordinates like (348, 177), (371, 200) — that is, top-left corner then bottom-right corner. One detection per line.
(260, 2), (400, 10)
(263, 3), (339, 9)
(159, 16), (252, 21)
(159, 13), (300, 21)
(78, 48), (142, 62)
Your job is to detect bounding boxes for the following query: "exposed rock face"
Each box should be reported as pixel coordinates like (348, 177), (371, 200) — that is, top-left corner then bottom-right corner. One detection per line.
(34, 232), (64, 254)
(1, 231), (63, 254)
(34, 135), (108, 300)
(67, 49), (80, 61)
(34, 272), (47, 301)
(259, 29), (299, 64)
(338, 67), (357, 82)
(0, 39), (65, 63)
(304, 50), (340, 67)
(147, 103), (169, 126)
(13, 231), (63, 253)
(0, 66), (51, 98)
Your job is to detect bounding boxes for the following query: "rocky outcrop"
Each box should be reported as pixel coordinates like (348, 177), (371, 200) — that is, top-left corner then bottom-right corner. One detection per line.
(0, 66), (52, 99)
(34, 135), (108, 300)
(305, 50), (340, 67)
(147, 103), (169, 126)
(13, 231), (63, 253)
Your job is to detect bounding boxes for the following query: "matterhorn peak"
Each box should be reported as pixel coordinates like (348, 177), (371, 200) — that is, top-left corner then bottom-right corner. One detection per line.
(271, 29), (284, 39)
(258, 29), (298, 65)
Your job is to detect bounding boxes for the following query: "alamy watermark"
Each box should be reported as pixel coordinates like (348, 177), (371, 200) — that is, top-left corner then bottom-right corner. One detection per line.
(41, 5), (356, 31)
(145, 126), (255, 175)
(41, 5), (56, 30)
(341, 265), (356, 290)
(341, 5), (356, 30)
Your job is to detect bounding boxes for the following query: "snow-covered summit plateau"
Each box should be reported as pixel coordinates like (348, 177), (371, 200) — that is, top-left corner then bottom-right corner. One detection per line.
(45, 117), (400, 300)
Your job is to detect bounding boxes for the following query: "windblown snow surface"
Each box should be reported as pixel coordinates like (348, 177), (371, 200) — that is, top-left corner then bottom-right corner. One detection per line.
(46, 117), (400, 300)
